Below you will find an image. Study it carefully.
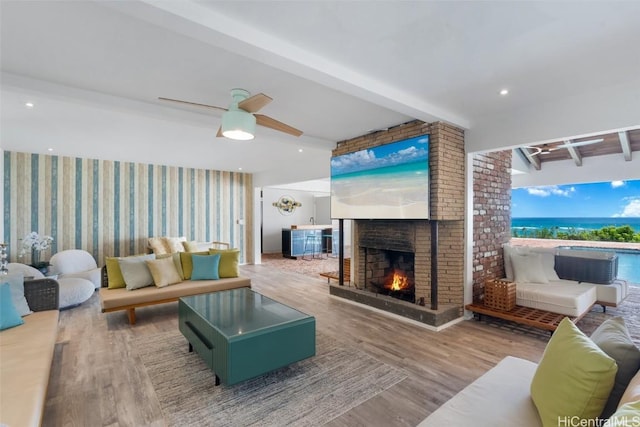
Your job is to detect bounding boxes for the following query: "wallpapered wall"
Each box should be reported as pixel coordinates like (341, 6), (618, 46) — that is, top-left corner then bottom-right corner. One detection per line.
(3, 151), (253, 266)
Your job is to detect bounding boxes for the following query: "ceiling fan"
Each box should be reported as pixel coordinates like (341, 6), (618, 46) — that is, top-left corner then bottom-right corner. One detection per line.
(159, 88), (303, 140)
(525, 138), (603, 156)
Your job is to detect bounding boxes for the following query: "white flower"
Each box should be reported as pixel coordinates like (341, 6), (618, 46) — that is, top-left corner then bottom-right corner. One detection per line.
(18, 232), (54, 257)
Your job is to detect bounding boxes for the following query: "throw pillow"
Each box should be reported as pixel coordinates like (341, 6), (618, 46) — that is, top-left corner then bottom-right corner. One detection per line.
(208, 248), (240, 278)
(530, 318), (618, 427)
(190, 254), (221, 280)
(146, 257), (183, 287)
(503, 244), (529, 281)
(162, 236), (186, 253)
(147, 237), (168, 255)
(0, 283), (25, 331)
(590, 317), (640, 418)
(4, 272), (32, 316)
(618, 368), (640, 407)
(179, 251), (209, 280)
(157, 253), (185, 280)
(603, 401), (640, 427)
(118, 254), (156, 290)
(105, 257), (126, 289)
(530, 248), (561, 281)
(183, 241), (213, 253)
(510, 252), (549, 284)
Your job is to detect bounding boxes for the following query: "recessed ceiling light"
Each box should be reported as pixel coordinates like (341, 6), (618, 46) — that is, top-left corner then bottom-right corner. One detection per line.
(238, 167), (243, 171)
(25, 102), (35, 108)
(499, 89), (509, 96)
(47, 148), (53, 152)
(298, 149), (303, 153)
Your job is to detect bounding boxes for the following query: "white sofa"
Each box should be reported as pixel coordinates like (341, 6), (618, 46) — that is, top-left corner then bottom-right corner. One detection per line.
(418, 356), (640, 427)
(504, 245), (629, 318)
(8, 263), (94, 309)
(419, 317), (640, 427)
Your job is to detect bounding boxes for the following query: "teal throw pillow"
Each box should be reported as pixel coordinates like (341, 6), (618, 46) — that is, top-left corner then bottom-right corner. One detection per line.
(0, 283), (25, 331)
(191, 254), (220, 280)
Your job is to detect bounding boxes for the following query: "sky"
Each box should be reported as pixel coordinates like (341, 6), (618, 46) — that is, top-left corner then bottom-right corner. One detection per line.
(330, 135), (428, 176)
(512, 179), (640, 218)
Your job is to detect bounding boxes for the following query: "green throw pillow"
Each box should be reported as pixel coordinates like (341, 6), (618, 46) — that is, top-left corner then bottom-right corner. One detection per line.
(590, 317), (640, 418)
(179, 251), (209, 280)
(105, 257), (126, 289)
(190, 254), (220, 280)
(530, 317), (618, 427)
(208, 248), (240, 278)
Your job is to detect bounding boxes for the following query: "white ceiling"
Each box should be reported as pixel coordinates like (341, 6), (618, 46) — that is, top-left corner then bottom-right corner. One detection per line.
(2, 1), (639, 187)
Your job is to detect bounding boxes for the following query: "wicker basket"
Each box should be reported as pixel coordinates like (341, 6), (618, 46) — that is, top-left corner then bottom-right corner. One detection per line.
(484, 279), (516, 312)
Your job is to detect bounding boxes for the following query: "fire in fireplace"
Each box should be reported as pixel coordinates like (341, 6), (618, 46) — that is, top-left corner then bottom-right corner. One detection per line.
(365, 248), (415, 303)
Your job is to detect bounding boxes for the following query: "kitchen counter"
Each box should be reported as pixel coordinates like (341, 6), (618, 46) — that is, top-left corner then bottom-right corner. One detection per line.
(289, 224), (333, 230)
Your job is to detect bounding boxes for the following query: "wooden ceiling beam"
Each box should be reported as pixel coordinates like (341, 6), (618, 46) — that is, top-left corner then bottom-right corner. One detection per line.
(563, 139), (582, 166)
(518, 147), (541, 170)
(618, 131), (632, 161)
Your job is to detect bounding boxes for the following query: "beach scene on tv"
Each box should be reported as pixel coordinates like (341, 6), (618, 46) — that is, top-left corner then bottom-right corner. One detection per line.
(331, 135), (429, 219)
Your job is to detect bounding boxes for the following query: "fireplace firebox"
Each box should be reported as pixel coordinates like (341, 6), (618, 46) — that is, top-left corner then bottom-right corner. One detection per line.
(364, 248), (415, 303)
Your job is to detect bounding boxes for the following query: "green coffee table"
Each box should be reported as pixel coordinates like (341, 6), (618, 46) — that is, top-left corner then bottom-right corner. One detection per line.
(178, 288), (316, 386)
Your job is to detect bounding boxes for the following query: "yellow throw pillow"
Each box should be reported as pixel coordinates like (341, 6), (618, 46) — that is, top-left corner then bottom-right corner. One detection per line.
(179, 251), (209, 280)
(105, 257), (126, 289)
(146, 257), (183, 287)
(208, 248), (240, 278)
(531, 318), (618, 427)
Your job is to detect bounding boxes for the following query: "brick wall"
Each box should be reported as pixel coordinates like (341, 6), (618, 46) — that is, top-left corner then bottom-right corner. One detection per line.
(472, 151), (512, 303)
(335, 120), (465, 309)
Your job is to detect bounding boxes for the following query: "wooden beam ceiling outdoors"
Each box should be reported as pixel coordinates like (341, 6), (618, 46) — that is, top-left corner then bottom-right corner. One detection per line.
(518, 128), (640, 170)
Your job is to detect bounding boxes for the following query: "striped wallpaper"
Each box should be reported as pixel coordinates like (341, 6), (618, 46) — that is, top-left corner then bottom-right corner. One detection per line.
(3, 151), (253, 266)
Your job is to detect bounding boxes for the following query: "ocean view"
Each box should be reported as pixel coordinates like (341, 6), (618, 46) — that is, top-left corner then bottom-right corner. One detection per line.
(511, 217), (640, 233)
(511, 217), (640, 284)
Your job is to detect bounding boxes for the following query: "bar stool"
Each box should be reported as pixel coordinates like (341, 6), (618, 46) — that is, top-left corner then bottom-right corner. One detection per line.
(302, 234), (321, 260)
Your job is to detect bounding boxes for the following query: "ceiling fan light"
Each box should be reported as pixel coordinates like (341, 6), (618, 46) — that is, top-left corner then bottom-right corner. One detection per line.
(221, 109), (256, 141)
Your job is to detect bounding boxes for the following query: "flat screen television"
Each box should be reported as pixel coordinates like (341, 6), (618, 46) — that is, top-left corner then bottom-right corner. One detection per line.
(330, 135), (429, 219)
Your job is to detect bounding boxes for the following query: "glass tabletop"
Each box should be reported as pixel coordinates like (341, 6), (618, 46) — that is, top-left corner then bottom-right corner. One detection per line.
(180, 288), (312, 339)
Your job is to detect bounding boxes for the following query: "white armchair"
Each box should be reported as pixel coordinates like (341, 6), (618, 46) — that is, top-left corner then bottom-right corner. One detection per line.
(49, 249), (101, 289)
(7, 263), (94, 309)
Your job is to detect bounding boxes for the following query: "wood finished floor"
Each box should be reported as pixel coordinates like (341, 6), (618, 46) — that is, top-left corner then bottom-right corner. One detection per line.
(44, 265), (560, 426)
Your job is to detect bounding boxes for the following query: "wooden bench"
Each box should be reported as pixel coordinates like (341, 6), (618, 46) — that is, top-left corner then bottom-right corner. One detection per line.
(319, 258), (351, 283)
(465, 303), (584, 332)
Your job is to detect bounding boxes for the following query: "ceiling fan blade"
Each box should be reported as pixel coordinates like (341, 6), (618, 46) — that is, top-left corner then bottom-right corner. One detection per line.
(255, 114), (303, 137)
(525, 146), (542, 156)
(158, 97), (227, 112)
(216, 126), (223, 138)
(238, 93), (273, 113)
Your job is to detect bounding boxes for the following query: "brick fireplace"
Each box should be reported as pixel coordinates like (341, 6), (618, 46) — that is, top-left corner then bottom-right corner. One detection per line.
(329, 120), (466, 328)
